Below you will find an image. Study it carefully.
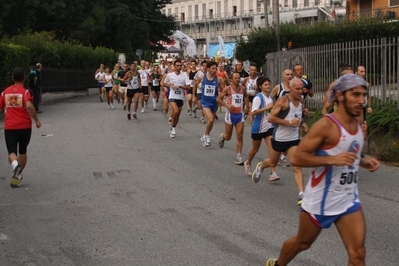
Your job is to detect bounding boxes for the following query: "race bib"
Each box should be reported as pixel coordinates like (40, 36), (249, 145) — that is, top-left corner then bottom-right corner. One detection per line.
(204, 85), (216, 97)
(232, 94), (243, 108)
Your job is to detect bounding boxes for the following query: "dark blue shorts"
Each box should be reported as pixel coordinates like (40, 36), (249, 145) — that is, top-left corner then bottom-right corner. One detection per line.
(201, 101), (218, 113)
(169, 99), (184, 107)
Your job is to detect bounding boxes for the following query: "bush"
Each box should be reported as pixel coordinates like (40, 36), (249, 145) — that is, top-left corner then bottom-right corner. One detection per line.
(1, 32), (118, 69)
(0, 43), (30, 91)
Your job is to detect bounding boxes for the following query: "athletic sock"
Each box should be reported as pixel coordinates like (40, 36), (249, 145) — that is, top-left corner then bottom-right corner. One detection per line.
(152, 98), (156, 108)
(280, 155), (286, 160)
(11, 160), (18, 169)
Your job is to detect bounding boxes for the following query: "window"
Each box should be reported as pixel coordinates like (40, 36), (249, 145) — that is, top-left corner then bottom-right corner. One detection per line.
(233, 6), (237, 16)
(209, 9), (213, 18)
(304, 0), (309, 7)
(390, 0), (399, 6)
(195, 5), (198, 20)
(175, 7), (178, 16)
(202, 3), (206, 18)
(217, 1), (221, 17)
(188, 6), (192, 21)
(181, 13), (185, 22)
(168, 8), (171, 16)
(293, 0), (297, 8)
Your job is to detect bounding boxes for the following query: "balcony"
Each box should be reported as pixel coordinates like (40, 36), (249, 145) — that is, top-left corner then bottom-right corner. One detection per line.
(349, 6), (399, 20)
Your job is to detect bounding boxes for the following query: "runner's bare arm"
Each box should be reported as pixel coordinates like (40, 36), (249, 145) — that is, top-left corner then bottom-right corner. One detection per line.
(291, 117), (356, 167)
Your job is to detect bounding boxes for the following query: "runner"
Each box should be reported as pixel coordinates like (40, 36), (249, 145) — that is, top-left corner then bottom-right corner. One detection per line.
(265, 74), (380, 266)
(186, 60), (198, 117)
(193, 61), (225, 147)
(192, 60), (208, 123)
(252, 78), (308, 205)
(112, 63), (121, 104)
(163, 59), (191, 138)
(138, 60), (150, 113)
(122, 63), (141, 120)
(244, 77), (279, 180)
(103, 66), (114, 110)
(94, 65), (105, 102)
(244, 65), (258, 124)
(117, 63), (128, 110)
(271, 69), (294, 168)
(150, 65), (162, 111)
(0, 67), (42, 188)
(217, 72), (250, 165)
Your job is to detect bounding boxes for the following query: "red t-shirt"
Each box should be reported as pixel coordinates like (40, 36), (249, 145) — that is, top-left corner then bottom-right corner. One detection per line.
(0, 85), (33, 130)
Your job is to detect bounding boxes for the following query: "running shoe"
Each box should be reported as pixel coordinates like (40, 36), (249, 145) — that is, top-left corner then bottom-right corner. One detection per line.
(200, 117), (206, 124)
(218, 133), (225, 148)
(154, 108), (157, 111)
(100, 96), (103, 102)
(10, 165), (24, 188)
(107, 105), (110, 110)
(266, 258), (278, 266)
(193, 109), (197, 118)
(278, 158), (290, 167)
(117, 98), (120, 104)
(141, 108), (145, 113)
(200, 135), (208, 147)
(192, 104), (197, 112)
(127, 113), (131, 120)
(244, 161), (252, 176)
(298, 193), (304, 206)
(252, 162), (263, 183)
(169, 127), (176, 138)
(235, 154), (244, 165)
(110, 104), (115, 110)
(215, 114), (218, 120)
(188, 109), (192, 116)
(123, 104), (126, 110)
(269, 172), (280, 181)
(133, 113), (137, 120)
(206, 136), (211, 146)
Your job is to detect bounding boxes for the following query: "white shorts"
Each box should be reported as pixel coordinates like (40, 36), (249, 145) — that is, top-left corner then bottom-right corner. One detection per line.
(119, 86), (127, 93)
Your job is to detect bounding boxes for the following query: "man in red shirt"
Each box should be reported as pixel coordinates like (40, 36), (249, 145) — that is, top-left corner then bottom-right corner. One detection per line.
(0, 67), (41, 188)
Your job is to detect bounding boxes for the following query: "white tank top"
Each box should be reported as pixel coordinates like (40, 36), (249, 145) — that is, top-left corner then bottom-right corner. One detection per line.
(246, 77), (257, 96)
(301, 114), (364, 216)
(273, 96), (302, 142)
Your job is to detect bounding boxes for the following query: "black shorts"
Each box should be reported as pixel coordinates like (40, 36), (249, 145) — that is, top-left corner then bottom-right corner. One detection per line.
(141, 86), (149, 95)
(169, 99), (184, 107)
(151, 86), (161, 92)
(196, 93), (202, 101)
(185, 89), (192, 95)
(126, 89), (139, 98)
(251, 128), (274, 140)
(249, 95), (255, 103)
(5, 128), (32, 155)
(105, 86), (113, 93)
(271, 139), (300, 153)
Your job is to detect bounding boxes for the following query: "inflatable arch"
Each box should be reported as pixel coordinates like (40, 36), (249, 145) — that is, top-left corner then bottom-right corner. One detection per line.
(169, 30), (196, 57)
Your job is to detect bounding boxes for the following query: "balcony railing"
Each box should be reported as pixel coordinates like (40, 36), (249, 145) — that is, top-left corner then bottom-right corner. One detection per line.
(349, 6), (399, 20)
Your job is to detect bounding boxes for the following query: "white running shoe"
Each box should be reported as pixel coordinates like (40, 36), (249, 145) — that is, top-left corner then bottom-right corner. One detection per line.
(218, 133), (225, 149)
(244, 161), (252, 176)
(200, 135), (208, 147)
(235, 154), (244, 165)
(169, 127), (176, 138)
(269, 172), (280, 181)
(252, 162), (263, 183)
(206, 136), (211, 146)
(141, 108), (145, 113)
(107, 105), (110, 110)
(111, 104), (115, 110)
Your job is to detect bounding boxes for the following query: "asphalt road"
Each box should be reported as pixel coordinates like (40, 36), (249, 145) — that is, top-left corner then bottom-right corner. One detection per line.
(0, 94), (398, 266)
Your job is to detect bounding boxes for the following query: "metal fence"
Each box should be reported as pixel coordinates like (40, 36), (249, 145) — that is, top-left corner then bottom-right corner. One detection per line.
(265, 36), (399, 110)
(41, 68), (97, 93)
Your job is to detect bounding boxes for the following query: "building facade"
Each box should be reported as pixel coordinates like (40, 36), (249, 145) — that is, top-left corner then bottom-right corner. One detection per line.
(162, 0), (340, 56)
(347, 0), (399, 20)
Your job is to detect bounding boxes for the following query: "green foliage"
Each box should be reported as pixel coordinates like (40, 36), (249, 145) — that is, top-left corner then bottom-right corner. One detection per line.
(0, 0), (177, 57)
(306, 108), (324, 128)
(2, 32), (118, 69)
(235, 18), (399, 68)
(235, 27), (277, 68)
(367, 99), (399, 143)
(0, 43), (30, 91)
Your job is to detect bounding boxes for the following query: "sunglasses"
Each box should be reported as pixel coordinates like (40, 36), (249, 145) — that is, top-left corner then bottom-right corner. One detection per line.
(175, 65), (182, 67)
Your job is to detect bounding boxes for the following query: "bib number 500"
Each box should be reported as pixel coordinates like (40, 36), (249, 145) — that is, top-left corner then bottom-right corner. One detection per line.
(340, 171), (358, 185)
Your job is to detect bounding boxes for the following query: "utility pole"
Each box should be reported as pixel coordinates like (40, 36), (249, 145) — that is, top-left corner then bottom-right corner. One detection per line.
(264, 0), (269, 28)
(272, 0), (280, 50)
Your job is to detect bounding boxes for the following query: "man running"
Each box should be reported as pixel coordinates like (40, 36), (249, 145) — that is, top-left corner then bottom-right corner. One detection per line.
(217, 72), (249, 165)
(192, 60), (208, 122)
(271, 69), (294, 167)
(122, 63), (141, 120)
(244, 65), (258, 124)
(193, 61), (225, 147)
(163, 59), (191, 138)
(265, 74), (380, 266)
(252, 78), (308, 206)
